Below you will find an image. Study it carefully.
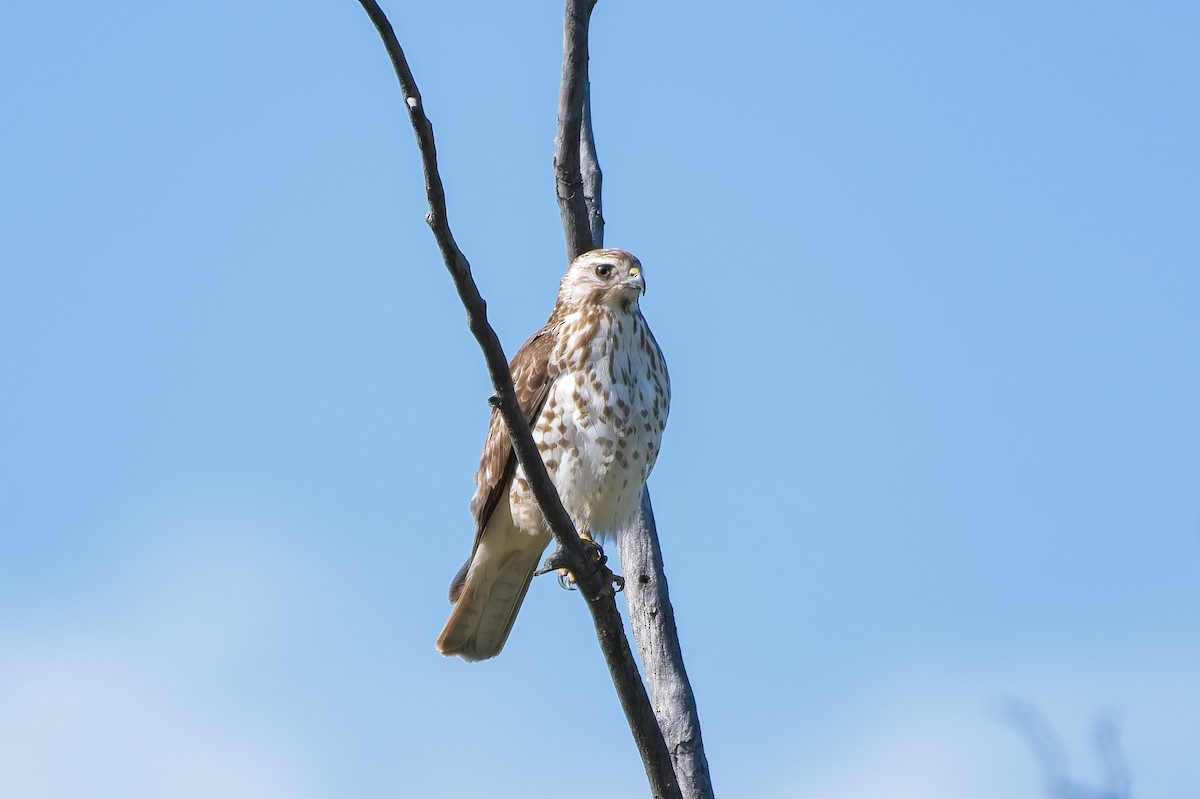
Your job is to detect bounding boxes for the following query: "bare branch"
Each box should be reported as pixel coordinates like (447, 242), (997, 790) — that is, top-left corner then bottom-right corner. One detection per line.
(355, 2), (681, 797)
(580, 81), (604, 248)
(618, 492), (715, 799)
(565, 6), (715, 799)
(354, 0), (581, 573)
(555, 0), (598, 259)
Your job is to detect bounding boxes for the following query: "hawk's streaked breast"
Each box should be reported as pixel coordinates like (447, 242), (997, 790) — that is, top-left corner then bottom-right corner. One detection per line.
(511, 298), (669, 541)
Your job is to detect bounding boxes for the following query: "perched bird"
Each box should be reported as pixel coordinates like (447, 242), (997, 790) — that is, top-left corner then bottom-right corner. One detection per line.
(437, 249), (671, 661)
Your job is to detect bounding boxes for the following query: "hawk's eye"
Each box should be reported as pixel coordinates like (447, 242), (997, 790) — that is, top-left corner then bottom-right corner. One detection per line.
(594, 263), (613, 279)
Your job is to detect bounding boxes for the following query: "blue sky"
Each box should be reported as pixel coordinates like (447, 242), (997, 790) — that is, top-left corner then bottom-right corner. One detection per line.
(2, 1), (1197, 796)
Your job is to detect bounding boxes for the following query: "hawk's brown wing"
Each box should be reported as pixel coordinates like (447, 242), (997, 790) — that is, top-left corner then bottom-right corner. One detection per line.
(449, 325), (556, 602)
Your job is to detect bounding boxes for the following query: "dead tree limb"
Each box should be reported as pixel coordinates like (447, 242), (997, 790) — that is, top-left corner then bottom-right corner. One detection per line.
(554, 0), (598, 260)
(556, 2), (715, 797)
(354, 2), (681, 797)
(579, 81), (604, 249)
(618, 493), (715, 799)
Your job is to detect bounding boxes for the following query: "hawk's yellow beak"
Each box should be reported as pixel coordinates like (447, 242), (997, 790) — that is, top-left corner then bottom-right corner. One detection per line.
(625, 266), (645, 296)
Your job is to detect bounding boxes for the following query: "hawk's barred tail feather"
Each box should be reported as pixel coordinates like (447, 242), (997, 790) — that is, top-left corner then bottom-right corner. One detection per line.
(436, 525), (550, 661)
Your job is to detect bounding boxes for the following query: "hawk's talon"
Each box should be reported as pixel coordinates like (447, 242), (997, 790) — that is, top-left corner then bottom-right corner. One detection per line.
(535, 544), (573, 579)
(579, 531), (609, 566)
(589, 568), (624, 600)
(579, 532), (624, 599)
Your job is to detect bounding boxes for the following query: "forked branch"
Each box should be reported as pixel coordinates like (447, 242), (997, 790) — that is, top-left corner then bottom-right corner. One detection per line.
(556, 2), (715, 796)
(354, 1), (680, 796)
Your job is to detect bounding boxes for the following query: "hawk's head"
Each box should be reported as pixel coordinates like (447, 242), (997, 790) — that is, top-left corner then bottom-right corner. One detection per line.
(558, 249), (646, 312)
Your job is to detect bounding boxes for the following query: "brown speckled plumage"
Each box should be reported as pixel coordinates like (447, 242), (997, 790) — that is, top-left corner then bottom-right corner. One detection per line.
(437, 249), (670, 661)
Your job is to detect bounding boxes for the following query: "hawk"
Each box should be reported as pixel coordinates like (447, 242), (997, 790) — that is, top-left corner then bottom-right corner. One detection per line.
(436, 249), (670, 661)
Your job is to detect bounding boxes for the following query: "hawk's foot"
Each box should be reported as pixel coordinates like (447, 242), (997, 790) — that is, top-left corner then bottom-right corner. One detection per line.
(578, 531), (624, 597)
(534, 533), (624, 597)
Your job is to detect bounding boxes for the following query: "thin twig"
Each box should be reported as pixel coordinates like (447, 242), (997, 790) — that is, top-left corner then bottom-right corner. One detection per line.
(579, 81), (604, 248)
(354, 0), (583, 575)
(355, 2), (681, 797)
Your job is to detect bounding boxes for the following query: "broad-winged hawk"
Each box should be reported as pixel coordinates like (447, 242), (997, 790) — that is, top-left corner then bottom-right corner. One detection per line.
(436, 249), (670, 661)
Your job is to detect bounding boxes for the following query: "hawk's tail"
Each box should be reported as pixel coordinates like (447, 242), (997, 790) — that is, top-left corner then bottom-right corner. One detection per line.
(436, 539), (545, 661)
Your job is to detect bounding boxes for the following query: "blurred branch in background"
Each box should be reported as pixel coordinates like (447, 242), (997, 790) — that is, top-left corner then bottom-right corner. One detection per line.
(1001, 699), (1132, 799)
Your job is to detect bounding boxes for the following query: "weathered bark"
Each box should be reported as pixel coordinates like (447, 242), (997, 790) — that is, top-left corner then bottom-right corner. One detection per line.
(617, 492), (714, 799)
